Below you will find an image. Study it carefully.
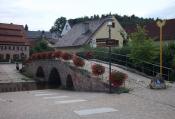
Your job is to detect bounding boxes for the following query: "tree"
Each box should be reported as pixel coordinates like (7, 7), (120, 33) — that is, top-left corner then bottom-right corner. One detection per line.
(31, 39), (54, 54)
(173, 56), (175, 69)
(163, 42), (175, 68)
(129, 26), (158, 64)
(24, 24), (28, 31)
(50, 17), (66, 35)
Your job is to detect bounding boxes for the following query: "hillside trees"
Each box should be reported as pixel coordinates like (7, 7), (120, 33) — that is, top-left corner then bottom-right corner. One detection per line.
(50, 17), (66, 35)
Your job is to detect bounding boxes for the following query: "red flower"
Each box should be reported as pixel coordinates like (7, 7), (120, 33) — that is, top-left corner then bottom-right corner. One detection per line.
(36, 53), (42, 59)
(54, 51), (62, 58)
(40, 52), (47, 59)
(73, 56), (85, 67)
(31, 54), (35, 60)
(110, 71), (127, 87)
(85, 51), (93, 59)
(61, 52), (72, 60)
(91, 64), (105, 76)
(46, 51), (53, 59)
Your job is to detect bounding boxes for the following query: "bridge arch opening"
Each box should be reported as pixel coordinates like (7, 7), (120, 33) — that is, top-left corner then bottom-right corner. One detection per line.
(66, 74), (74, 90)
(48, 68), (61, 88)
(36, 66), (45, 78)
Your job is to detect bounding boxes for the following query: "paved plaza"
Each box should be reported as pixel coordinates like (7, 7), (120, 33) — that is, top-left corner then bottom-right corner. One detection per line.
(0, 64), (175, 119)
(0, 88), (175, 119)
(0, 64), (31, 83)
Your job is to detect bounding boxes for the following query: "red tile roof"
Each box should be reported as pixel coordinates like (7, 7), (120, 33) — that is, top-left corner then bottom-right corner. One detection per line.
(124, 19), (175, 41)
(0, 23), (30, 45)
(0, 23), (23, 30)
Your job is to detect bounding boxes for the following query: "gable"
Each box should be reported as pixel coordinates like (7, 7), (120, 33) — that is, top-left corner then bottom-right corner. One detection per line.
(91, 17), (127, 47)
(54, 16), (127, 48)
(61, 21), (72, 36)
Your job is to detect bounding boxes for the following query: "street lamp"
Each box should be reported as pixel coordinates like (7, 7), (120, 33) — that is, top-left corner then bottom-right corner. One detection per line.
(107, 17), (113, 93)
(156, 20), (166, 76)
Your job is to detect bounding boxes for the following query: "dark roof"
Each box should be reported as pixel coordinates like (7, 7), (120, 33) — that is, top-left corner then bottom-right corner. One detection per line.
(54, 17), (111, 47)
(0, 23), (29, 45)
(26, 31), (52, 40)
(124, 19), (175, 41)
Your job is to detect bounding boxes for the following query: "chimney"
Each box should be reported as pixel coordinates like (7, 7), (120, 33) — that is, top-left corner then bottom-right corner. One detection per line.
(83, 22), (89, 34)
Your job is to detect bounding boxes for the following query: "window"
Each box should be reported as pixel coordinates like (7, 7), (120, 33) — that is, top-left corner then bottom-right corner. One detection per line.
(4, 46), (7, 50)
(20, 46), (23, 51)
(0, 54), (3, 60)
(6, 54), (10, 60)
(13, 54), (16, 60)
(24, 46), (27, 51)
(0, 46), (2, 50)
(15, 54), (19, 60)
(9, 46), (11, 50)
(17, 46), (19, 50)
(13, 46), (15, 50)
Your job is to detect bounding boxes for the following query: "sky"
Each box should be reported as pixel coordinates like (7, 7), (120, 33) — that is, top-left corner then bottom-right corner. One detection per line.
(0, 0), (175, 31)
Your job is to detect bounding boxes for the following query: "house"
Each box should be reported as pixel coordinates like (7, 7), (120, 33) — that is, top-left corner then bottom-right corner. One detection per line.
(0, 23), (30, 62)
(125, 19), (175, 43)
(61, 21), (72, 36)
(54, 16), (127, 52)
(26, 31), (59, 47)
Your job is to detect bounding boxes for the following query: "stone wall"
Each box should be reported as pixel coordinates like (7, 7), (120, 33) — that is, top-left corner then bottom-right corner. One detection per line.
(25, 59), (109, 92)
(0, 82), (37, 93)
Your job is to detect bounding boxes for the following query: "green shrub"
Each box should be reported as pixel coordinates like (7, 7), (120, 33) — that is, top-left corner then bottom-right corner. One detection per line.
(129, 26), (159, 64)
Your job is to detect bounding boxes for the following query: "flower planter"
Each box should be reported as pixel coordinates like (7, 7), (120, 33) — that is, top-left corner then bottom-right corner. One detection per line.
(54, 51), (62, 58)
(110, 71), (127, 87)
(91, 64), (105, 76)
(61, 52), (72, 61)
(31, 54), (36, 60)
(73, 56), (85, 67)
(36, 53), (42, 60)
(40, 52), (46, 59)
(85, 51), (93, 59)
(46, 52), (53, 59)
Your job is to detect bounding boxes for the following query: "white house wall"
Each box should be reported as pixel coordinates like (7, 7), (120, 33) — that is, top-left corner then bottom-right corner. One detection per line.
(91, 16), (127, 47)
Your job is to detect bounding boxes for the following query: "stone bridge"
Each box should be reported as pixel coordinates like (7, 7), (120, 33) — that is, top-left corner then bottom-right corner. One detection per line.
(24, 59), (109, 92)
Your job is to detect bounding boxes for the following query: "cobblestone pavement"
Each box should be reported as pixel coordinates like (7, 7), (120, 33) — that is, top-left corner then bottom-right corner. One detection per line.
(0, 64), (31, 83)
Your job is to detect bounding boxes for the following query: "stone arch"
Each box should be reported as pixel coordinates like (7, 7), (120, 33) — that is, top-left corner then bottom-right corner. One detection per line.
(36, 66), (45, 78)
(48, 68), (61, 88)
(66, 74), (74, 90)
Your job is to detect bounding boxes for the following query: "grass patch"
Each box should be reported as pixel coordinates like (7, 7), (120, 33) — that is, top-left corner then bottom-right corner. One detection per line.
(113, 87), (130, 94)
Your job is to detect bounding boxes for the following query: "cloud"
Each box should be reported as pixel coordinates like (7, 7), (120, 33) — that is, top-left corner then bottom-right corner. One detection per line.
(147, 4), (175, 19)
(0, 0), (175, 30)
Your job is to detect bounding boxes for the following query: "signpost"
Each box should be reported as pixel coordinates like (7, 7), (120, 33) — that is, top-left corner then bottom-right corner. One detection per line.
(96, 38), (118, 47)
(106, 39), (118, 47)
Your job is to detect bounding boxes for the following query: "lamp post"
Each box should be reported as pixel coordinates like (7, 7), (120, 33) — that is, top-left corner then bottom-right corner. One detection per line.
(107, 18), (113, 93)
(156, 20), (166, 76)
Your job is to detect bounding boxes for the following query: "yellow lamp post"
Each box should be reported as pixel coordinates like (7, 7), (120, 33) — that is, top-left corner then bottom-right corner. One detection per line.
(156, 20), (166, 76)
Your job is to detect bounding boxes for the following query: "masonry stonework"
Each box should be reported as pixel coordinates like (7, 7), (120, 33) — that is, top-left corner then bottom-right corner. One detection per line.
(25, 59), (109, 92)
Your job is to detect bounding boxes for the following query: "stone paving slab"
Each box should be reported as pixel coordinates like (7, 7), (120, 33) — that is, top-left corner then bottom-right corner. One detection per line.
(0, 89), (175, 119)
